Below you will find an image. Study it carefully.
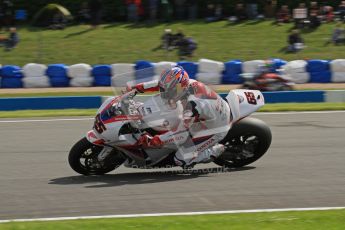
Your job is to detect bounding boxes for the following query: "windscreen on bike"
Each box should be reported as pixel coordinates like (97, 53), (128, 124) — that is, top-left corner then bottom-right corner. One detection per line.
(110, 64), (231, 139)
(111, 66), (162, 97)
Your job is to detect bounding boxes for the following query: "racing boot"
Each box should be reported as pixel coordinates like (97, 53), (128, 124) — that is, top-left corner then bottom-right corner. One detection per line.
(175, 144), (225, 168)
(196, 144), (225, 163)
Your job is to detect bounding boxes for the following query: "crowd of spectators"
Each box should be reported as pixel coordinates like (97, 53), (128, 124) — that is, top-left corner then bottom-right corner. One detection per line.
(6, 1), (345, 26)
(277, 1), (345, 28)
(1, 0), (345, 56)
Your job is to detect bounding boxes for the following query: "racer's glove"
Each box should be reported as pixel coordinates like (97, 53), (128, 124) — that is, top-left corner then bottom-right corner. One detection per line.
(138, 134), (164, 148)
(126, 84), (145, 93)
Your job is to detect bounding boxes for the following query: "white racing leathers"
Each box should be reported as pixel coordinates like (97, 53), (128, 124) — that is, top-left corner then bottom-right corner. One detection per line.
(136, 79), (232, 166)
(157, 83), (232, 166)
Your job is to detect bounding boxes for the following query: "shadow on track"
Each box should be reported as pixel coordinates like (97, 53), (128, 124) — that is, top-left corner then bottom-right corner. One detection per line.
(49, 166), (255, 188)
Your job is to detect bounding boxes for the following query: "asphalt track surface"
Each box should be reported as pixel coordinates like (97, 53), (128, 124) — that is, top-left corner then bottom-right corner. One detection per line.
(0, 112), (345, 220)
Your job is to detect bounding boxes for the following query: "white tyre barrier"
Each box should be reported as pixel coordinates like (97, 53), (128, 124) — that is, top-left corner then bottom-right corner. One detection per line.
(22, 76), (50, 88)
(68, 63), (92, 78)
(330, 59), (345, 73)
(289, 72), (310, 84)
(331, 72), (345, 83)
(281, 60), (309, 83)
(70, 77), (94, 87)
(111, 63), (135, 87)
(242, 60), (265, 73)
(23, 63), (47, 78)
(198, 59), (224, 73)
(282, 60), (307, 73)
(195, 72), (222, 84)
(196, 59), (224, 84)
(154, 61), (176, 76)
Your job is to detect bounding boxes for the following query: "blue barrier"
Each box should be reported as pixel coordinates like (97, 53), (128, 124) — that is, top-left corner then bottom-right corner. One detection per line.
(1, 59), (345, 88)
(0, 96), (102, 111)
(219, 90), (325, 103)
(0, 91), (332, 111)
(261, 91), (325, 103)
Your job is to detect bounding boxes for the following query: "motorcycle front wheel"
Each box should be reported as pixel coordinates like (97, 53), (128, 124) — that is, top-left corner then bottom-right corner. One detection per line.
(68, 137), (125, 175)
(214, 117), (272, 168)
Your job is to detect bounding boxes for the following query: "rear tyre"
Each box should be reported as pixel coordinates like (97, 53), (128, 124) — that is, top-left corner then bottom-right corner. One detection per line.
(68, 137), (125, 175)
(214, 117), (272, 168)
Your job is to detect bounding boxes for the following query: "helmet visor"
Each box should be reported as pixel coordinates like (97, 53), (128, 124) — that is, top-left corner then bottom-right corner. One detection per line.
(160, 86), (177, 101)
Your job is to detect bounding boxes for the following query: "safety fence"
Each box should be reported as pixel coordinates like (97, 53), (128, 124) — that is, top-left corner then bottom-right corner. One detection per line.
(0, 59), (345, 88)
(0, 90), (344, 111)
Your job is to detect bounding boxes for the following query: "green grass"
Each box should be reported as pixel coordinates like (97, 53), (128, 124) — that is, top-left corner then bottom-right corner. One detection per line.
(258, 102), (345, 112)
(1, 21), (344, 66)
(0, 109), (97, 118)
(0, 103), (344, 118)
(1, 210), (345, 230)
(0, 91), (113, 98)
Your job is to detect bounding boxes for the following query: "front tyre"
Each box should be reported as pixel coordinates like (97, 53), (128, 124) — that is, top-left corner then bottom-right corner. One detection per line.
(214, 117), (272, 168)
(68, 137), (125, 175)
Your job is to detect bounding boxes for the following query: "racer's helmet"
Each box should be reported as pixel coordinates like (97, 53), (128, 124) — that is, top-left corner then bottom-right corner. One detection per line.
(158, 66), (189, 105)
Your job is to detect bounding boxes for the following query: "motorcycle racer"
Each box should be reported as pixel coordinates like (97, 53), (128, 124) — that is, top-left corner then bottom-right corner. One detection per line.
(128, 66), (232, 168)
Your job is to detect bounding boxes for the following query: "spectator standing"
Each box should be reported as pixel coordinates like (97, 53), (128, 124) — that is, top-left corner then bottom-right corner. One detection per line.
(174, 0), (186, 20)
(309, 1), (320, 16)
(89, 0), (103, 28)
(126, 0), (137, 22)
(323, 6), (334, 22)
(160, 0), (172, 22)
(2, 0), (14, 29)
(264, 0), (277, 19)
(78, 2), (90, 24)
(235, 3), (247, 22)
(337, 1), (345, 21)
(148, 0), (158, 22)
(309, 1), (321, 28)
(205, 3), (222, 22)
(187, 0), (197, 20)
(246, 1), (258, 20)
(276, 5), (291, 24)
(136, 0), (145, 21)
(206, 3), (215, 21)
(287, 29), (304, 53)
(293, 3), (308, 29)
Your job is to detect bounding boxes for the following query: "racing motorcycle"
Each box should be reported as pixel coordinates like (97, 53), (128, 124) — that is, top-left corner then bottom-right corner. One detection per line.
(241, 72), (295, 91)
(68, 72), (272, 175)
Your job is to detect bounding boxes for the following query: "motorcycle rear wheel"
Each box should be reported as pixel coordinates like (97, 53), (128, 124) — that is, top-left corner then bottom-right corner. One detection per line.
(68, 137), (125, 175)
(214, 117), (272, 168)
